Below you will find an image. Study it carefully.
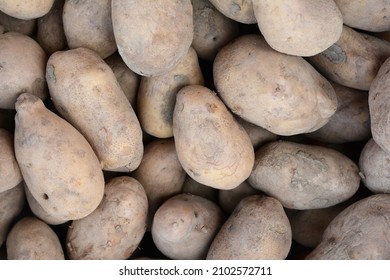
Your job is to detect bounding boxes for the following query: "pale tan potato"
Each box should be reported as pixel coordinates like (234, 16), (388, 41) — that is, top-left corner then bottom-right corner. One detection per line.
(0, 183), (25, 246)
(0, 32), (48, 109)
(208, 0), (256, 24)
(14, 93), (105, 221)
(67, 176), (148, 260)
(152, 193), (224, 260)
(236, 117), (278, 149)
(306, 194), (390, 259)
(307, 25), (390, 91)
(173, 85), (254, 190)
(46, 47), (143, 172)
(112, 0), (193, 76)
(6, 217), (64, 260)
(214, 34), (337, 136)
(206, 195), (291, 259)
(0, 0), (54, 20)
(252, 0), (342, 56)
(0, 128), (22, 192)
(63, 0), (116, 59)
(0, 10), (36, 35)
(248, 141), (360, 210)
(137, 47), (204, 138)
(182, 175), (219, 203)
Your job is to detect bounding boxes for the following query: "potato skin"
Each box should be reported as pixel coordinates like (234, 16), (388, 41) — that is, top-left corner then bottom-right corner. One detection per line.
(206, 195), (291, 259)
(173, 85), (254, 190)
(214, 34), (337, 136)
(112, 0), (193, 76)
(67, 176), (148, 260)
(0, 0), (54, 20)
(14, 93), (105, 221)
(152, 193), (225, 259)
(306, 194), (390, 259)
(248, 141), (360, 210)
(208, 0), (256, 24)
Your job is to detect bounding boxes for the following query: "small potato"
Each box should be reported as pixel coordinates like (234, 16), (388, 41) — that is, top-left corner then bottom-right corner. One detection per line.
(214, 34), (337, 136)
(112, 0), (193, 76)
(0, 183), (25, 246)
(0, 10), (36, 35)
(0, 32), (48, 109)
(137, 47), (204, 138)
(252, 0), (342, 56)
(182, 176), (218, 203)
(63, 0), (116, 59)
(6, 217), (64, 260)
(67, 176), (148, 260)
(0, 0), (54, 20)
(208, 0), (256, 24)
(307, 25), (390, 91)
(14, 93), (105, 221)
(306, 194), (390, 259)
(206, 195), (292, 259)
(0, 128), (22, 193)
(173, 85), (254, 190)
(236, 117), (278, 149)
(248, 141), (360, 209)
(152, 193), (224, 260)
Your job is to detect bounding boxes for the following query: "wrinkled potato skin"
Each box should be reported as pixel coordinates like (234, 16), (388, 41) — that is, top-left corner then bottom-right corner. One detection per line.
(306, 194), (390, 259)
(208, 0), (256, 24)
(0, 11), (36, 35)
(206, 195), (292, 259)
(0, 0), (54, 20)
(67, 176), (148, 260)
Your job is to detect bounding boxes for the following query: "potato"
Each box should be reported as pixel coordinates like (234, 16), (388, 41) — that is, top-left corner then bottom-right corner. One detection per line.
(214, 34), (337, 136)
(206, 195), (291, 259)
(152, 193), (224, 260)
(63, 0), (116, 59)
(334, 0), (390, 32)
(306, 82), (371, 144)
(66, 176), (148, 260)
(208, 0), (256, 24)
(192, 0), (239, 61)
(306, 194), (390, 259)
(0, 10), (36, 35)
(112, 0), (193, 76)
(14, 93), (105, 221)
(359, 138), (390, 194)
(248, 140), (360, 209)
(0, 128), (22, 192)
(6, 217), (64, 260)
(137, 47), (204, 138)
(46, 47), (143, 172)
(182, 175), (219, 203)
(132, 138), (186, 230)
(37, 0), (67, 55)
(307, 25), (390, 91)
(173, 85), (254, 190)
(236, 117), (278, 149)
(0, 183), (25, 246)
(0, 0), (54, 20)
(0, 32), (48, 109)
(252, 0), (342, 56)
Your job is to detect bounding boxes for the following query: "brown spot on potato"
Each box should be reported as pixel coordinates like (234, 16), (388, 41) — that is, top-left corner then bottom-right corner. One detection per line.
(206, 102), (217, 113)
(322, 44), (346, 64)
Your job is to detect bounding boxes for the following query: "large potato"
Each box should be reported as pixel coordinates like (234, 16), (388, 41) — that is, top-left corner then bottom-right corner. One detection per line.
(152, 193), (224, 260)
(0, 0), (54, 20)
(112, 0), (193, 76)
(248, 141), (360, 209)
(208, 0), (256, 24)
(67, 176), (148, 260)
(306, 194), (390, 259)
(14, 93), (105, 221)
(46, 47), (143, 172)
(206, 195), (291, 259)
(214, 34), (337, 136)
(6, 217), (64, 260)
(173, 85), (254, 190)
(0, 32), (48, 109)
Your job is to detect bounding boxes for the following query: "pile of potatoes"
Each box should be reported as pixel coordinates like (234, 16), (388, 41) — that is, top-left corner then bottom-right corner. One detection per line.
(1, 0), (390, 260)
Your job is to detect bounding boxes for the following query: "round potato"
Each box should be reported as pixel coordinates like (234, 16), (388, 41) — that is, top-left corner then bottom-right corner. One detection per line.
(0, 0), (54, 20)
(173, 85), (254, 190)
(112, 0), (193, 76)
(206, 195), (292, 259)
(208, 0), (256, 24)
(0, 10), (36, 35)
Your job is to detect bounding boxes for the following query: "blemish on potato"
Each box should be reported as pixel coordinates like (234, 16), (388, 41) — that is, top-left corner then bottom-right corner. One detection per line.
(321, 44), (346, 64)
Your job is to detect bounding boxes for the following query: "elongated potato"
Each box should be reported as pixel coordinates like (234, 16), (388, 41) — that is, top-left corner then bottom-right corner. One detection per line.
(14, 93), (105, 221)
(0, 0), (54, 20)
(173, 85), (254, 190)
(6, 217), (64, 260)
(112, 0), (193, 76)
(214, 34), (337, 136)
(248, 141), (360, 209)
(0, 10), (36, 35)
(208, 0), (256, 24)
(46, 47), (143, 172)
(67, 176), (148, 260)
(207, 195), (291, 259)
